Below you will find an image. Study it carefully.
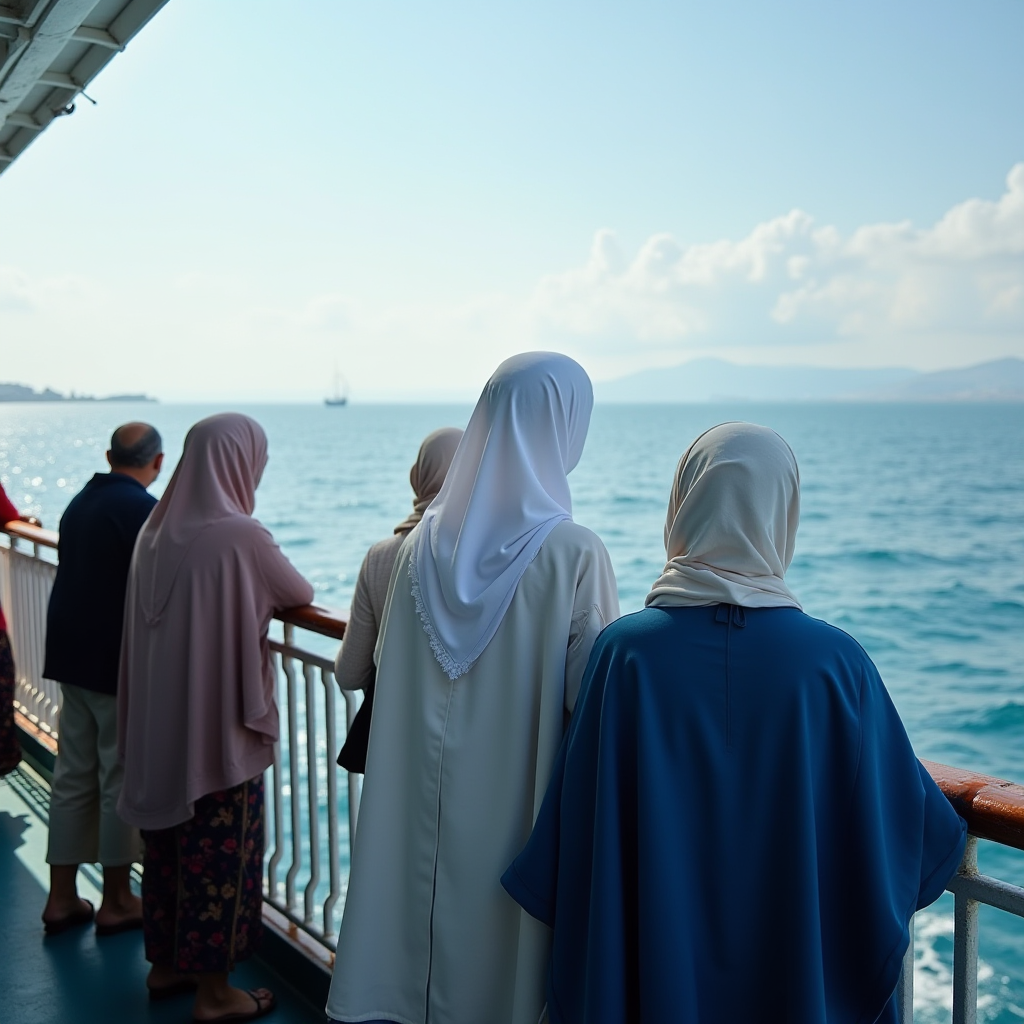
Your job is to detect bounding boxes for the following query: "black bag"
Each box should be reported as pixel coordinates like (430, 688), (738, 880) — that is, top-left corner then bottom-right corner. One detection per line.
(337, 680), (374, 774)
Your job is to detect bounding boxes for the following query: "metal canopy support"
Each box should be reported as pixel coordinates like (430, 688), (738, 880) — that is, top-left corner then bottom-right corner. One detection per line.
(5, 110), (40, 128)
(0, 0), (101, 111)
(37, 70), (78, 88)
(0, 0), (172, 176)
(71, 24), (122, 49)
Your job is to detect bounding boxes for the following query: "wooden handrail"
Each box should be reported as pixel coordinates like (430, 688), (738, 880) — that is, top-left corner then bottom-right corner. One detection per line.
(277, 603), (347, 640)
(923, 760), (1024, 853)
(2, 520), (59, 548)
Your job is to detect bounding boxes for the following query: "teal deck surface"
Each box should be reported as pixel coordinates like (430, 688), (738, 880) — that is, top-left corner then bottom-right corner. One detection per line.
(0, 767), (327, 1024)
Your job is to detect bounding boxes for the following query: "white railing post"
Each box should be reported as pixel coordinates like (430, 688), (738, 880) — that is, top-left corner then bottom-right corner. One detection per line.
(3, 537), (60, 737)
(266, 651), (286, 899)
(896, 914), (914, 1024)
(952, 836), (979, 1024)
(303, 661), (321, 927)
(322, 665), (342, 938)
(281, 624), (303, 916)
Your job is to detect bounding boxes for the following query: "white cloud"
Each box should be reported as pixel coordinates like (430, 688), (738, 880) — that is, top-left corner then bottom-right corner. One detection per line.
(530, 163), (1024, 362)
(0, 266), (36, 311)
(0, 265), (106, 316)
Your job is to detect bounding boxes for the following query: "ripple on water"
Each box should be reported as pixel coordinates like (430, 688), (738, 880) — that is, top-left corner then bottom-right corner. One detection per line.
(950, 701), (1024, 734)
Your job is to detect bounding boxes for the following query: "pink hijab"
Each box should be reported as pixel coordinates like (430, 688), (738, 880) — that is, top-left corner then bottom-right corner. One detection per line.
(137, 413), (267, 623)
(118, 413), (314, 830)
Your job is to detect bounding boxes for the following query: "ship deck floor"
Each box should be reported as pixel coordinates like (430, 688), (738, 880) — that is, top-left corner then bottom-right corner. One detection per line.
(0, 766), (326, 1024)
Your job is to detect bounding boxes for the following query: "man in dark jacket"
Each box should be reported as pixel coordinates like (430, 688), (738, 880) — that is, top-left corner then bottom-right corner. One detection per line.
(41, 422), (163, 936)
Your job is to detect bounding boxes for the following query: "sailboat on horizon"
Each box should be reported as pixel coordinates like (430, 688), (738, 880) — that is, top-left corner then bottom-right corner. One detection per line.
(325, 366), (349, 407)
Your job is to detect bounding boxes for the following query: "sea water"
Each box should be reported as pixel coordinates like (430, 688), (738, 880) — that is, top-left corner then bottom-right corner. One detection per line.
(1, 401), (1022, 1020)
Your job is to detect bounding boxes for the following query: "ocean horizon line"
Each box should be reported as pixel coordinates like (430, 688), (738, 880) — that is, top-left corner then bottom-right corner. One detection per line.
(4, 395), (1024, 406)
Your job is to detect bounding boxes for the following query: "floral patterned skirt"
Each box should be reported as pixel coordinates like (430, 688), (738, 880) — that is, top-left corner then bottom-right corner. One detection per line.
(0, 630), (21, 777)
(141, 775), (265, 973)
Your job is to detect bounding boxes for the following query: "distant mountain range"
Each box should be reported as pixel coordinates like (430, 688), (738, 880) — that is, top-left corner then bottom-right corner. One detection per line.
(0, 383), (156, 403)
(595, 358), (1024, 403)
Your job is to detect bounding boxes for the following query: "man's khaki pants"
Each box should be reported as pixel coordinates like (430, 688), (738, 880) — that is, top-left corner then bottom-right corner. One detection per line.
(45, 683), (139, 867)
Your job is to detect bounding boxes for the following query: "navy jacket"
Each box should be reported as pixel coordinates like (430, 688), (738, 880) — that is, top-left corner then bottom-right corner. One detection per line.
(503, 605), (967, 1024)
(44, 473), (157, 695)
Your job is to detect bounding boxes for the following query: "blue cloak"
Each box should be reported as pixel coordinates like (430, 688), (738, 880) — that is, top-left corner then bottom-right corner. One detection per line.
(502, 606), (966, 1024)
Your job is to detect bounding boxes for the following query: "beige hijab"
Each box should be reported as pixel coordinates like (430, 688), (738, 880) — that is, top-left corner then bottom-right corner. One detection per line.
(393, 427), (464, 534)
(646, 421), (802, 609)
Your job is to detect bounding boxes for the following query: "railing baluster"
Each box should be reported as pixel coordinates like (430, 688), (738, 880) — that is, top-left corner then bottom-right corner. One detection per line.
(896, 914), (914, 1024)
(303, 662), (321, 926)
(0, 544), (9, 612)
(952, 837), (979, 1024)
(23, 556), (34, 693)
(38, 556), (58, 732)
(322, 666), (341, 938)
(266, 651), (285, 898)
(282, 625), (302, 914)
(28, 558), (39, 720)
(31, 557), (49, 728)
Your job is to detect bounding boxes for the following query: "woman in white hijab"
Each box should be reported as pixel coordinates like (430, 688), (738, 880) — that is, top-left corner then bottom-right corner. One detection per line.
(326, 352), (620, 1024)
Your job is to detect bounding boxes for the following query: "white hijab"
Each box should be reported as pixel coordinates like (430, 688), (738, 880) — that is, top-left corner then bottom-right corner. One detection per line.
(646, 421), (802, 609)
(409, 352), (594, 679)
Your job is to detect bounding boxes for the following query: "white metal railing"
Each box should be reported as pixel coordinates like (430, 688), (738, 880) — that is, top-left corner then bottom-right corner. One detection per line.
(895, 834), (1024, 1024)
(0, 529), (61, 736)
(1, 523), (361, 948)
(265, 622), (362, 944)
(2, 522), (1022, 1012)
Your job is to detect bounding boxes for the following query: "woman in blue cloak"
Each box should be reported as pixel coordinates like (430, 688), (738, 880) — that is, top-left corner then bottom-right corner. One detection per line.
(502, 421), (967, 1024)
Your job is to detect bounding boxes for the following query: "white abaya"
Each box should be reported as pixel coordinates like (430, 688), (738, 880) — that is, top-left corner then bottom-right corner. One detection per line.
(326, 519), (619, 1024)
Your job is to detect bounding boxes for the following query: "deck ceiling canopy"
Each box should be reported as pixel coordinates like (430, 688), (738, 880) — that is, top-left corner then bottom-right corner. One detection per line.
(0, 0), (170, 177)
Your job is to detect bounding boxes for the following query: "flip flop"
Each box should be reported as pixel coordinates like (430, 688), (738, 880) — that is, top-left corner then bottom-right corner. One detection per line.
(96, 916), (144, 938)
(192, 989), (276, 1023)
(149, 977), (199, 1001)
(43, 900), (95, 936)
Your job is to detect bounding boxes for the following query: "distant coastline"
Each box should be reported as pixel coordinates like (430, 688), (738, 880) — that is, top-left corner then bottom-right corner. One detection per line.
(594, 357), (1024, 404)
(0, 382), (157, 404)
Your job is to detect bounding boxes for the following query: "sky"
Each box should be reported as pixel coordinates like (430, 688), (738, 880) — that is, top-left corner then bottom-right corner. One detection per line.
(0, 0), (1022, 401)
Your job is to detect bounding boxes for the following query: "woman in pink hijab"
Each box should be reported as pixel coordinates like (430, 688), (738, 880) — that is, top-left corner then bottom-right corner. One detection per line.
(118, 413), (313, 1021)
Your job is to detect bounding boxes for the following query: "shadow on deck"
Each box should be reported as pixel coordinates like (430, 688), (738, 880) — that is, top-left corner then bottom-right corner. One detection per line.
(0, 767), (327, 1024)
